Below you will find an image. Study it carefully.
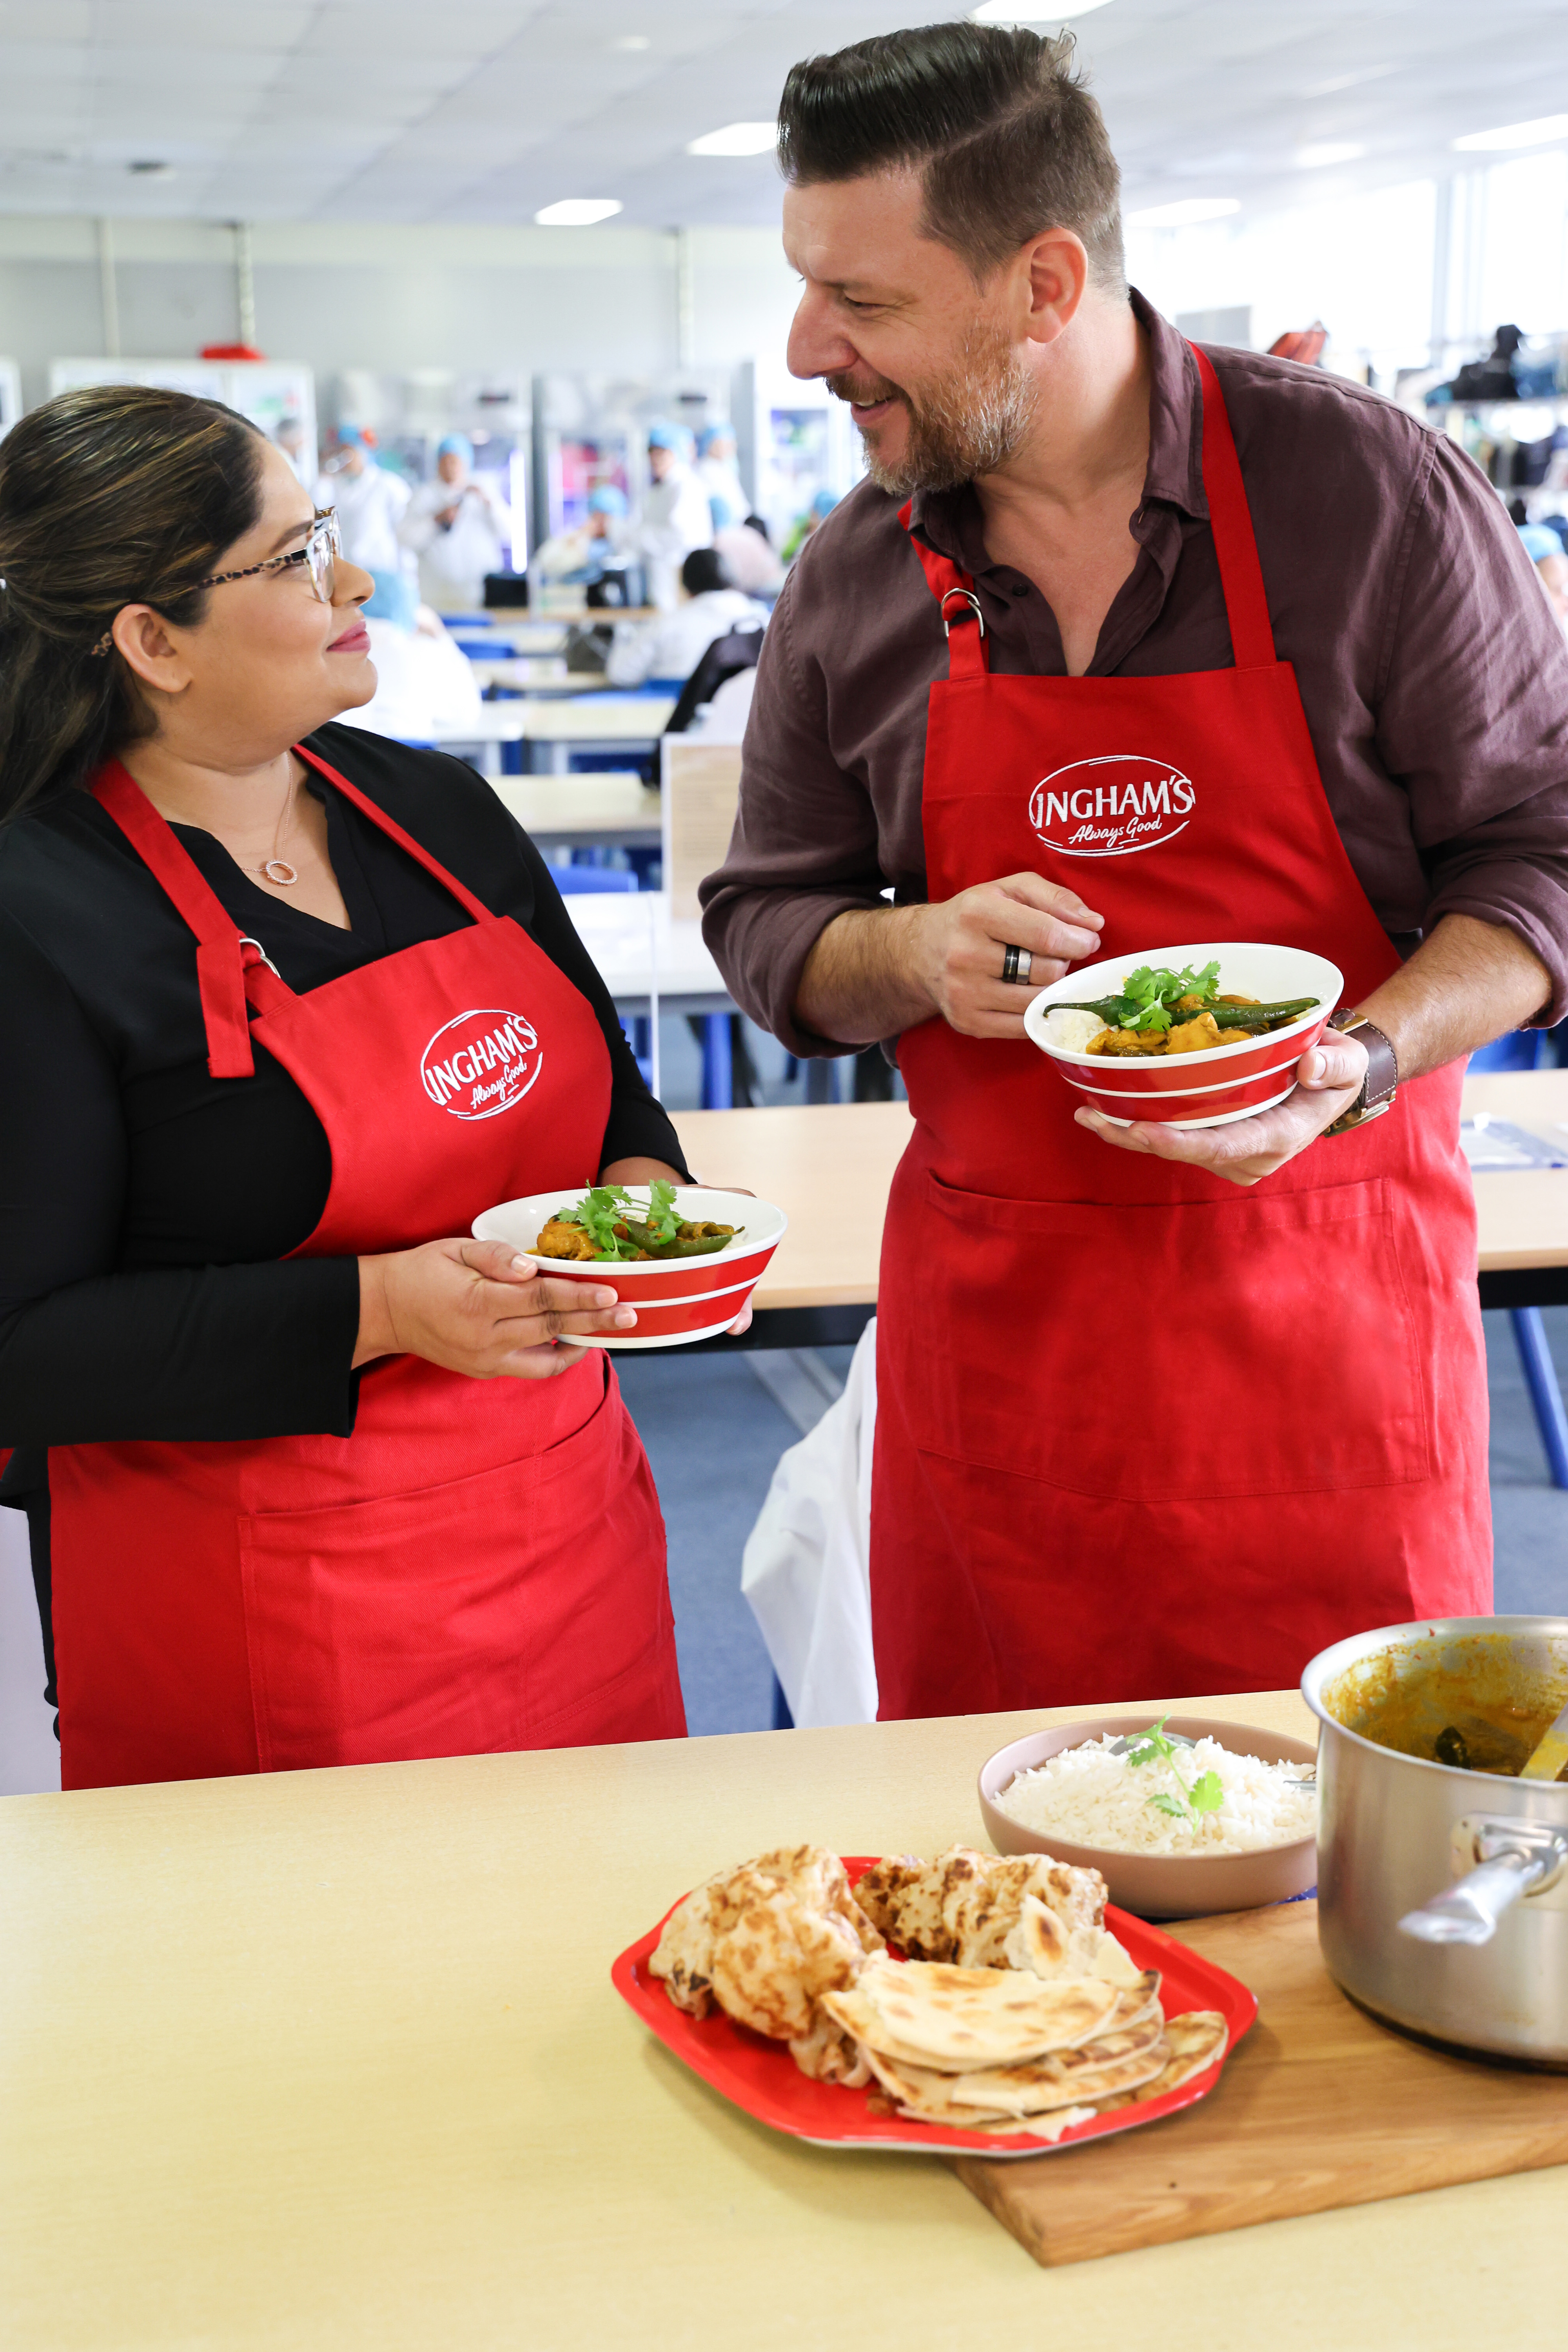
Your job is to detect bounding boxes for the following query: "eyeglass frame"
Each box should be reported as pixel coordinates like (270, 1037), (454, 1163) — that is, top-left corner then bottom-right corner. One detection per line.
(89, 508), (343, 657)
(187, 506), (341, 603)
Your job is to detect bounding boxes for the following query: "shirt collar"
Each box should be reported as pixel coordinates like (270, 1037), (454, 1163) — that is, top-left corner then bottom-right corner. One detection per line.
(908, 287), (1207, 570)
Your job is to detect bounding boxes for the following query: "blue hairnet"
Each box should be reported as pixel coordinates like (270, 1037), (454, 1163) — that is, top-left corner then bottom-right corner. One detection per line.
(363, 569), (419, 629)
(335, 423), (369, 451)
(588, 484), (628, 517)
(1517, 522), (1564, 563)
(809, 486), (841, 520)
(697, 424), (733, 456)
(436, 432), (474, 466)
(646, 422), (680, 451)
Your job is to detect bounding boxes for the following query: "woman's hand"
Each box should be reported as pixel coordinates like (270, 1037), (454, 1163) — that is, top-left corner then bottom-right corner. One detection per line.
(354, 1238), (637, 1379)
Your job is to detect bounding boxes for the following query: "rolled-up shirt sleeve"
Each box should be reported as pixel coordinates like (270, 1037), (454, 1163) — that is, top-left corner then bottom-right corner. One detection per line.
(1378, 434), (1568, 1022)
(700, 569), (891, 1056)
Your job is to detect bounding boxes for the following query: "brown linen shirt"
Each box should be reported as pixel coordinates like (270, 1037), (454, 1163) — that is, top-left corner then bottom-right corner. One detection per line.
(701, 292), (1568, 1053)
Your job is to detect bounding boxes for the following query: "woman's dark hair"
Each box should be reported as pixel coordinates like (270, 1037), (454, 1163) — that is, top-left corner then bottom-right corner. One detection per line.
(0, 384), (266, 822)
(681, 547), (733, 598)
(777, 21), (1125, 294)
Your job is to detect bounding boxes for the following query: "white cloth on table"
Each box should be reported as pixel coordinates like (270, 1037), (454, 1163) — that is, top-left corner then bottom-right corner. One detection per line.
(740, 1319), (879, 1728)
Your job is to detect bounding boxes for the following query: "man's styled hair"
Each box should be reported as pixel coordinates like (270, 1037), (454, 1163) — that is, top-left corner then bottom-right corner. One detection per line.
(777, 20), (1125, 294)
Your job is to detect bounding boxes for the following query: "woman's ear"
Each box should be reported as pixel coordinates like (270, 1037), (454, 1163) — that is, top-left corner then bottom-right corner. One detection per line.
(109, 604), (192, 699)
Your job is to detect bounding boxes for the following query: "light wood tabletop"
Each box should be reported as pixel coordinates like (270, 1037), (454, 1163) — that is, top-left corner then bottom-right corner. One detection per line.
(676, 1071), (1568, 1320)
(4, 1690), (1561, 2350)
(489, 771), (662, 847)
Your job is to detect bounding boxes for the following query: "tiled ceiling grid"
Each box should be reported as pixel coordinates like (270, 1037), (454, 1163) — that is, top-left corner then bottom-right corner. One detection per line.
(1, 1), (1567, 228)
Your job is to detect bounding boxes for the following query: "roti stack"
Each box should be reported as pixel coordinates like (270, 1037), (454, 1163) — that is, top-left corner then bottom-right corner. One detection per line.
(820, 1951), (1227, 2131)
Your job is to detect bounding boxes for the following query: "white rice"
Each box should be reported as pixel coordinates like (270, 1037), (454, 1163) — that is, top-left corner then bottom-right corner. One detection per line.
(996, 1732), (1317, 1857)
(1041, 1007), (1107, 1054)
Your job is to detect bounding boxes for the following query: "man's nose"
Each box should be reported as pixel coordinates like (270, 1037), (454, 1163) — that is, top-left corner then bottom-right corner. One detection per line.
(787, 288), (858, 382)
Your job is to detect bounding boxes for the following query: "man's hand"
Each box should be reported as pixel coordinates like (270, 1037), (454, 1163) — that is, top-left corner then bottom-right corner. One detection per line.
(1075, 1031), (1368, 1187)
(795, 876), (1103, 1047)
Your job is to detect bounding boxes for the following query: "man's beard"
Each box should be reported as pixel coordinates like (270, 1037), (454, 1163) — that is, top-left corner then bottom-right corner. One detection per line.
(827, 319), (1037, 497)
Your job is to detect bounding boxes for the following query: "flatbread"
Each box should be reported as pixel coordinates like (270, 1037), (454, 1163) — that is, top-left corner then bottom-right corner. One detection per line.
(843, 1955), (1122, 2071)
(873, 2031), (1172, 2120)
(1131, 2009), (1228, 2100)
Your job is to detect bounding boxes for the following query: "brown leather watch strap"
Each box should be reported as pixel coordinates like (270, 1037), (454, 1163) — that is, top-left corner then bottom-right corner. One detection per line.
(1325, 1011), (1399, 1132)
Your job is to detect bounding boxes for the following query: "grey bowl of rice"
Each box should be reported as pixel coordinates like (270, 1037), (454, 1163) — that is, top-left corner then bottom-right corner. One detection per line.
(978, 1714), (1319, 1919)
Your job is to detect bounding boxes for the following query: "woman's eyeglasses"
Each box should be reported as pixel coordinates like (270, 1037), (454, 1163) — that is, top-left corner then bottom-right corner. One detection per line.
(89, 510), (343, 656)
(90, 510), (341, 659)
(188, 507), (342, 605)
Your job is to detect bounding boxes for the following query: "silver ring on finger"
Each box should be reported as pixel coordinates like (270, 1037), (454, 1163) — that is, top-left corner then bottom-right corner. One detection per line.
(1001, 944), (1033, 987)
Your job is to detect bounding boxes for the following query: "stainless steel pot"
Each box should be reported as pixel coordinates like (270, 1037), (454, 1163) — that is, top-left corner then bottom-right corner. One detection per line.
(1301, 1615), (1568, 2068)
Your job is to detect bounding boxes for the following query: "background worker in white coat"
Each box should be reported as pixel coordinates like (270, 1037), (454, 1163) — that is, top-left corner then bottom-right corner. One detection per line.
(638, 423), (712, 610)
(607, 546), (768, 688)
(316, 426), (411, 577)
(532, 484), (633, 587)
(695, 423), (748, 532)
(399, 433), (514, 613)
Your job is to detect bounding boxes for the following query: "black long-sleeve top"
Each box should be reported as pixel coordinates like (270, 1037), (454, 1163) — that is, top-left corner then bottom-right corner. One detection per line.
(0, 725), (689, 1459)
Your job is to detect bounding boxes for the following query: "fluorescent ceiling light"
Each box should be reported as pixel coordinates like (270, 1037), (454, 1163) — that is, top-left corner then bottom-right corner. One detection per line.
(1295, 142), (1365, 169)
(972, 1), (1113, 18)
(686, 122), (777, 157)
(613, 34), (650, 50)
(534, 198), (622, 226)
(1126, 197), (1240, 228)
(1454, 113), (1568, 153)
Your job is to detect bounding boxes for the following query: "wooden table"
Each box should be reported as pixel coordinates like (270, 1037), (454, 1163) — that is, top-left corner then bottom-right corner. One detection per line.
(489, 771), (662, 850)
(4, 1689), (1561, 2349)
(673, 1071), (1568, 1349)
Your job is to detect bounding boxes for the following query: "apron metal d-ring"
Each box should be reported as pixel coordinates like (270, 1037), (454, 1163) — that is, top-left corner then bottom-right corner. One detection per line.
(238, 935), (282, 978)
(940, 587), (986, 640)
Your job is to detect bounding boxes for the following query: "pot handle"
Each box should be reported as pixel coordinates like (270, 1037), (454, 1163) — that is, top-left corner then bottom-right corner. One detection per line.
(1397, 1820), (1568, 1948)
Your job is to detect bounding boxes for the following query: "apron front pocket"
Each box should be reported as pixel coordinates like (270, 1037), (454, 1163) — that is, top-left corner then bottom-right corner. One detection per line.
(900, 1168), (1432, 1503)
(238, 1368), (673, 1770)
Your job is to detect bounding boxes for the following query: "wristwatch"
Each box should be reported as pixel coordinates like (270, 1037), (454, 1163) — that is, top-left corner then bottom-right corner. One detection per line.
(1325, 1010), (1399, 1134)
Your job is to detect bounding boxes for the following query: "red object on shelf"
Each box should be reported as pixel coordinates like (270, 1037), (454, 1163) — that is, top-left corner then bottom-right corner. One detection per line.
(199, 343), (266, 363)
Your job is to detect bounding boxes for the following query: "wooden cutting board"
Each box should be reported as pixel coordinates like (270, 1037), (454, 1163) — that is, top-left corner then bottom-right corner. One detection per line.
(954, 1898), (1568, 2269)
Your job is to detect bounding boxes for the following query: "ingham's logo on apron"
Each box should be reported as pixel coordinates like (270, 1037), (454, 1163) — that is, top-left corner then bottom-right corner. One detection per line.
(420, 1009), (543, 1120)
(1029, 754), (1195, 858)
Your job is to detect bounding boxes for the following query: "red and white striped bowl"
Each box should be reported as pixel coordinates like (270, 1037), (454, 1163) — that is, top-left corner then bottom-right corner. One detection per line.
(1024, 942), (1343, 1129)
(472, 1185), (785, 1348)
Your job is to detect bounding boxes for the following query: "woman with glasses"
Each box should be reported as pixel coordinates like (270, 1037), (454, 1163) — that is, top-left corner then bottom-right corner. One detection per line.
(0, 385), (707, 1788)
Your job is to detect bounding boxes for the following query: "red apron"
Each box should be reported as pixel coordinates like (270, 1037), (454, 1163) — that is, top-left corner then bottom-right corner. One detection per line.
(872, 347), (1490, 1718)
(50, 750), (685, 1788)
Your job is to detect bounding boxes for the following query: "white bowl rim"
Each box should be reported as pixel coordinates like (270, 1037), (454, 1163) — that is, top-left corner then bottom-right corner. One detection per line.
(978, 1712), (1320, 1866)
(474, 1183), (786, 1274)
(1024, 941), (1344, 1071)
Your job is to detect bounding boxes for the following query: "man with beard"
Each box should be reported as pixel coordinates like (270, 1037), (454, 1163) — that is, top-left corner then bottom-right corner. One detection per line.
(700, 22), (1568, 1717)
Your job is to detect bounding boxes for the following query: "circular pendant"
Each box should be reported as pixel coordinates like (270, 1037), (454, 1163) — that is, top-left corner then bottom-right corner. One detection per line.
(262, 860), (300, 886)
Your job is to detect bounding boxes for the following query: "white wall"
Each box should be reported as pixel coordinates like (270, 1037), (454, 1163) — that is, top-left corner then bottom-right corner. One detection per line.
(0, 217), (803, 412)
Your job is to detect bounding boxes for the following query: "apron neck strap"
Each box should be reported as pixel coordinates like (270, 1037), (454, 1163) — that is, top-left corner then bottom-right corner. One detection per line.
(899, 501), (990, 681)
(91, 760), (283, 1078)
(901, 351), (1278, 678)
(91, 745), (497, 1081)
(1190, 343), (1277, 670)
(292, 744), (494, 924)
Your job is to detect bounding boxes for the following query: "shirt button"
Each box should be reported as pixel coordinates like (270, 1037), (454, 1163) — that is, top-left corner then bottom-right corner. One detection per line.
(1011, 582), (1029, 598)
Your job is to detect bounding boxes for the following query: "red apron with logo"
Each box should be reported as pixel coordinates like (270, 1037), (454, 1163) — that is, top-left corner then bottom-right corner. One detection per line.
(50, 750), (685, 1788)
(872, 347), (1490, 1718)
